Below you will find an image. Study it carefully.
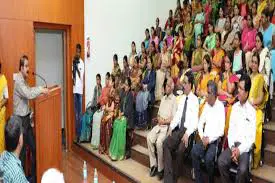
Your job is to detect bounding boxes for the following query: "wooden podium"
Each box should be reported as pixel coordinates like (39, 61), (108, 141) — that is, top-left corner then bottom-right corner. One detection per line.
(34, 86), (62, 182)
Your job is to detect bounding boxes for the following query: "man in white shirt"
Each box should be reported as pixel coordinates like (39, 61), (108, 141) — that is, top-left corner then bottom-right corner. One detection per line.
(147, 78), (177, 180)
(218, 74), (256, 183)
(72, 44), (85, 142)
(163, 70), (199, 183)
(191, 80), (225, 183)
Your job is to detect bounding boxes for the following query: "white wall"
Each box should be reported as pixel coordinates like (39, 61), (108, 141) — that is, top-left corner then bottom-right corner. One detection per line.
(84, 0), (176, 106)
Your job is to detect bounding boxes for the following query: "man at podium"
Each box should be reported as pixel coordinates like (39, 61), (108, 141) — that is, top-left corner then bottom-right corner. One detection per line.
(13, 55), (49, 183)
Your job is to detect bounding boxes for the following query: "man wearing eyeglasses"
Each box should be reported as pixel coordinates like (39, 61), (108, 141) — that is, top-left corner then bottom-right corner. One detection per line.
(191, 80), (225, 183)
(163, 70), (199, 183)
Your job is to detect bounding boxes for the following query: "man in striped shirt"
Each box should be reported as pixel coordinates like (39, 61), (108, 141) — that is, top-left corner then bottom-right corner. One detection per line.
(0, 116), (28, 183)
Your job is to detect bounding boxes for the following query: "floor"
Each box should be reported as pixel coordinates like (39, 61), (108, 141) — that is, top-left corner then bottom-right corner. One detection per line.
(62, 150), (111, 183)
(78, 143), (192, 183)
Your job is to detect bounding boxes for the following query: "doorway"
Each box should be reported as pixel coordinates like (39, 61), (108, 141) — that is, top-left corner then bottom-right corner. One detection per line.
(35, 29), (66, 149)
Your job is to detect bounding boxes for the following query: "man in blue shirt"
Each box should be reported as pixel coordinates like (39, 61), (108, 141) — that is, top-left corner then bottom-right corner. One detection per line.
(0, 116), (28, 183)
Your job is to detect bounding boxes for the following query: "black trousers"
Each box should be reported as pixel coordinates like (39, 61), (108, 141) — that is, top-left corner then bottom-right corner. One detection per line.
(218, 148), (249, 183)
(191, 141), (217, 183)
(18, 114), (36, 183)
(163, 129), (187, 183)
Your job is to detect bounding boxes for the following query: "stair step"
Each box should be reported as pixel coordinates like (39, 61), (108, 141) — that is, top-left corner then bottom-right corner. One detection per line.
(264, 144), (275, 167)
(252, 165), (275, 183)
(133, 130), (149, 148)
(264, 122), (275, 146)
(131, 144), (150, 167)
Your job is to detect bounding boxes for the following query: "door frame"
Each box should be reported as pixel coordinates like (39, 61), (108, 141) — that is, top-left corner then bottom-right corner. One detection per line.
(33, 22), (73, 150)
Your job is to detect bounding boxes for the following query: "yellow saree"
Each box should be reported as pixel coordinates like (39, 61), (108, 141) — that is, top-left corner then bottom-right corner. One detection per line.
(0, 75), (7, 153)
(249, 73), (268, 168)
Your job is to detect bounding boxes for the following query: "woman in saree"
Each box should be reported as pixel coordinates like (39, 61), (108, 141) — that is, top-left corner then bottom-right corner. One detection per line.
(194, 2), (205, 47)
(191, 34), (205, 86)
(144, 28), (151, 51)
(203, 22), (216, 53)
(183, 11), (194, 55)
(155, 40), (171, 101)
(249, 52), (269, 168)
(120, 78), (135, 158)
(111, 54), (121, 78)
(212, 32), (225, 75)
(99, 76), (116, 155)
(130, 56), (142, 93)
(98, 72), (111, 106)
(171, 26), (184, 81)
(0, 62), (8, 153)
(150, 27), (159, 50)
(242, 13), (257, 72)
(90, 107), (104, 149)
(129, 41), (137, 68)
(253, 32), (273, 99)
(217, 52), (238, 148)
(139, 42), (148, 73)
(251, 1), (261, 30)
(109, 93), (127, 161)
(149, 41), (160, 70)
(215, 7), (226, 33)
(221, 16), (236, 52)
(196, 54), (217, 114)
(232, 31), (246, 75)
(121, 56), (130, 83)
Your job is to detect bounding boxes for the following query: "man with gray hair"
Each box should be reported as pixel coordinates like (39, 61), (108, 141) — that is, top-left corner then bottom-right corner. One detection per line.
(147, 77), (177, 180)
(191, 80), (225, 183)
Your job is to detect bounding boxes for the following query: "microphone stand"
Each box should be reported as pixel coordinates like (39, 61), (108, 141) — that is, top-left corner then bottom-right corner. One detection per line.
(32, 72), (47, 88)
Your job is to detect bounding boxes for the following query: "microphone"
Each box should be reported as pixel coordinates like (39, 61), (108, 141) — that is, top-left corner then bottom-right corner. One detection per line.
(32, 72), (47, 88)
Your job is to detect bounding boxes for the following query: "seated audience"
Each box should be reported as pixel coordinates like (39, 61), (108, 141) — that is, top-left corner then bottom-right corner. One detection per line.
(242, 13), (257, 72)
(150, 27), (159, 49)
(203, 22), (216, 53)
(99, 76), (115, 155)
(109, 94), (127, 161)
(217, 52), (238, 137)
(261, 9), (275, 49)
(196, 55), (216, 100)
(212, 32), (225, 74)
(232, 4), (243, 32)
(232, 31), (246, 75)
(171, 27), (184, 81)
(149, 41), (160, 70)
(129, 41), (137, 68)
(165, 10), (175, 31)
(147, 77), (177, 180)
(222, 17), (237, 52)
(215, 8), (226, 33)
(139, 42), (147, 72)
(90, 107), (104, 149)
(144, 28), (151, 51)
(156, 40), (171, 101)
(0, 116), (28, 183)
(98, 72), (111, 106)
(120, 78), (135, 158)
(111, 54), (121, 78)
(253, 32), (273, 96)
(91, 74), (102, 108)
(191, 80), (225, 183)
(163, 70), (199, 183)
(121, 56), (130, 83)
(218, 73), (256, 183)
(249, 52), (269, 168)
(194, 2), (205, 47)
(183, 12), (194, 54)
(130, 56), (142, 92)
(191, 34), (205, 84)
